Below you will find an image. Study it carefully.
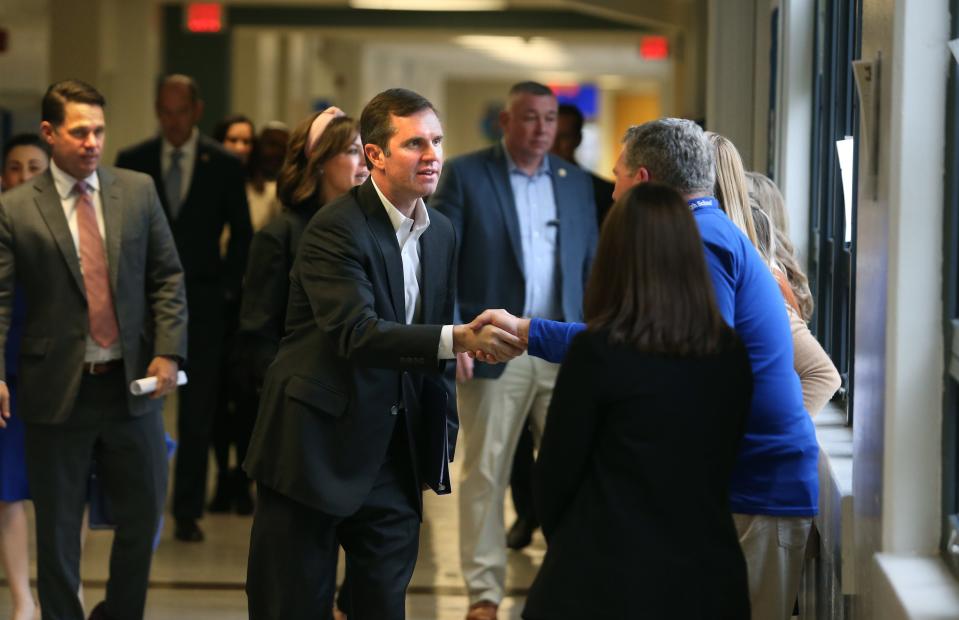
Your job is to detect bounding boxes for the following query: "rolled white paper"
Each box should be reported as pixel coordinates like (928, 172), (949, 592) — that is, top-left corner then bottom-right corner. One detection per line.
(130, 370), (188, 396)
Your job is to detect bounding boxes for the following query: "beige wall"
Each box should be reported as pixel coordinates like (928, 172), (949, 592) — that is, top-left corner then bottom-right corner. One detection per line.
(443, 79), (514, 158)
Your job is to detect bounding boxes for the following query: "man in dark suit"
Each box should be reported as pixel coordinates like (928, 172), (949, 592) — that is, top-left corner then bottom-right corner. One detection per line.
(243, 88), (522, 620)
(430, 81), (598, 620)
(552, 103), (616, 224)
(115, 74), (252, 542)
(0, 80), (187, 620)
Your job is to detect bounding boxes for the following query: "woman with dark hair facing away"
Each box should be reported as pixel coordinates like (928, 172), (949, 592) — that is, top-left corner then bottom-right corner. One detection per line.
(523, 184), (753, 620)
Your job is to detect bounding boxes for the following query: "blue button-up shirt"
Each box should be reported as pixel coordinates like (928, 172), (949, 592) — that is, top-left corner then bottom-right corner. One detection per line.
(505, 146), (562, 320)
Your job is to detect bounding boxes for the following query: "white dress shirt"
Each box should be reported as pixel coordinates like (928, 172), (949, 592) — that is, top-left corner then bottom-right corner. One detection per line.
(161, 126), (199, 204)
(371, 178), (454, 359)
(49, 160), (123, 362)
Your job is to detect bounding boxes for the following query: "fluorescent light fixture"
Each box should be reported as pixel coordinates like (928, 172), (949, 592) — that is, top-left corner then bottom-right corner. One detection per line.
(349, 0), (506, 9)
(454, 35), (569, 67)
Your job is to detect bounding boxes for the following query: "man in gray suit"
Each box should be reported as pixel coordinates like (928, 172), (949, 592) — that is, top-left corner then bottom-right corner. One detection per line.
(0, 80), (187, 620)
(431, 81), (598, 620)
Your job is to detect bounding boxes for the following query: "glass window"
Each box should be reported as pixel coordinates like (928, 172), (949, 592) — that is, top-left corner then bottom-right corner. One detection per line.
(809, 0), (862, 423)
(941, 0), (959, 578)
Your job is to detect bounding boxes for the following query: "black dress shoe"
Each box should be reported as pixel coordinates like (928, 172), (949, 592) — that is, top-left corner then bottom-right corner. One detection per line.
(506, 517), (536, 550)
(88, 601), (115, 620)
(174, 518), (204, 542)
(208, 472), (233, 513)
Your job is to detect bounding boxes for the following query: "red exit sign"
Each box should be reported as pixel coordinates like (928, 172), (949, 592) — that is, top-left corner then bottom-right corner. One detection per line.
(640, 35), (669, 60)
(186, 3), (224, 33)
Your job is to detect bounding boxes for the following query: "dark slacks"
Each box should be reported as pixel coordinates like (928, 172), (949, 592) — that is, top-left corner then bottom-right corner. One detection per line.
(509, 420), (537, 526)
(247, 425), (420, 620)
(25, 367), (167, 620)
(173, 283), (224, 520)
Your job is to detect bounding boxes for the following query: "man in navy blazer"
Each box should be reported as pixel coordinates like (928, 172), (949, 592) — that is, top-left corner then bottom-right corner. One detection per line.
(430, 81), (597, 620)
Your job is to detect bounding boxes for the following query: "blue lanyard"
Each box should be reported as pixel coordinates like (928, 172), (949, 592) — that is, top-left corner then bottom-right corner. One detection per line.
(687, 196), (719, 211)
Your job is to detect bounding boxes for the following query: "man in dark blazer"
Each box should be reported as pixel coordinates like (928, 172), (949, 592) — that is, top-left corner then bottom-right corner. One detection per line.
(430, 81), (598, 620)
(0, 80), (187, 620)
(552, 103), (616, 224)
(244, 88), (522, 620)
(115, 74), (252, 542)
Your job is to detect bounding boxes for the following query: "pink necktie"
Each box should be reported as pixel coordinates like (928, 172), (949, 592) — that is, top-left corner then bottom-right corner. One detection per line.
(75, 182), (120, 348)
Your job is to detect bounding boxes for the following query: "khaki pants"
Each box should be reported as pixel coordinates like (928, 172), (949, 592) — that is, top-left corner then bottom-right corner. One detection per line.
(457, 353), (559, 605)
(733, 513), (813, 620)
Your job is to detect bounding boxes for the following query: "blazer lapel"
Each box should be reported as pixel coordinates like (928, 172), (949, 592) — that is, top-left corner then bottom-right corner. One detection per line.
(183, 137), (208, 212)
(32, 172), (85, 298)
(549, 153), (575, 281)
(485, 145), (525, 277)
(98, 168), (124, 292)
(358, 182), (405, 322)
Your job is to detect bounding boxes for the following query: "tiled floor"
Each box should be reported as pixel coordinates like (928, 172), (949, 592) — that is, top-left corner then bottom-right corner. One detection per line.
(0, 404), (543, 619)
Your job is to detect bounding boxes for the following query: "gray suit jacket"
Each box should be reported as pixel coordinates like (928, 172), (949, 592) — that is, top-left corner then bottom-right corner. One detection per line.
(0, 166), (188, 424)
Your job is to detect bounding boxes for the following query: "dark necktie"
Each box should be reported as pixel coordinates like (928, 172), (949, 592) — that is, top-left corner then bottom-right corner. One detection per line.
(75, 182), (120, 348)
(166, 148), (183, 217)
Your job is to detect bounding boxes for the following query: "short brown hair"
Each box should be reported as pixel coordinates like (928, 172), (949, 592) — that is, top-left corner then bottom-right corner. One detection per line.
(360, 88), (436, 163)
(584, 183), (727, 356)
(277, 113), (359, 208)
(41, 80), (106, 126)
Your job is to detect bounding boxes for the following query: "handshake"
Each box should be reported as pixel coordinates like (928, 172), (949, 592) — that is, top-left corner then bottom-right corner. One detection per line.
(451, 309), (530, 382)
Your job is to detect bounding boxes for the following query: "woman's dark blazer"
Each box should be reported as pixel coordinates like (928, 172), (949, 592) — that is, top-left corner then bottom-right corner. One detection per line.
(524, 328), (754, 620)
(235, 200), (318, 384)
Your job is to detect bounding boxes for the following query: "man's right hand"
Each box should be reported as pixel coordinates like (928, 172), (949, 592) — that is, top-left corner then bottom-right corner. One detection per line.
(0, 381), (10, 428)
(468, 309), (530, 343)
(452, 324), (525, 363)
(467, 310), (532, 363)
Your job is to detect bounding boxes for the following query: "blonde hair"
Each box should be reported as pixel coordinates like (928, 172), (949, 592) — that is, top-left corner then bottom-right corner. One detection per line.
(746, 171), (789, 234)
(706, 132), (758, 246)
(749, 197), (814, 320)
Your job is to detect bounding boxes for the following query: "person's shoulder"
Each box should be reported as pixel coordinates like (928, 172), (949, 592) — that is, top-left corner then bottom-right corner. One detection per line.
(100, 164), (155, 188)
(426, 205), (453, 234)
(568, 326), (610, 359)
(696, 207), (753, 258)
(198, 134), (233, 160)
(115, 136), (159, 161)
(0, 174), (46, 206)
(309, 186), (364, 229)
(694, 206), (737, 237)
(548, 154), (590, 184)
(198, 135), (243, 169)
(446, 144), (498, 170)
(258, 208), (297, 238)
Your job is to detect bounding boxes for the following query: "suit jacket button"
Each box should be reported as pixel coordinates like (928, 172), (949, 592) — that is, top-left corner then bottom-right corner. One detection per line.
(390, 404), (399, 416)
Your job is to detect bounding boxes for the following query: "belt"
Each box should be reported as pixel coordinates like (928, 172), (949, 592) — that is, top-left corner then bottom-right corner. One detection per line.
(84, 359), (123, 375)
